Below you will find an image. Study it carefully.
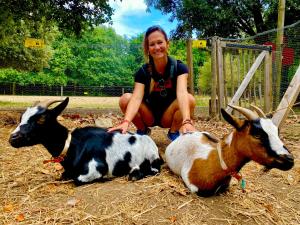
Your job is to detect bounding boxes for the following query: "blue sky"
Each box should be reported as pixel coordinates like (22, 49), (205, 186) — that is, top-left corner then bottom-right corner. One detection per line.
(107, 0), (177, 38)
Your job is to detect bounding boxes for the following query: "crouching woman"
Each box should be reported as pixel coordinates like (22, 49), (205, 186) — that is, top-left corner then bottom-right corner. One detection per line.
(108, 25), (196, 141)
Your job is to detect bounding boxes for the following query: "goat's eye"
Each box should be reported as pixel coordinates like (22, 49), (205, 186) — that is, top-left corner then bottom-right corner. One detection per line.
(253, 134), (260, 139)
(37, 116), (46, 124)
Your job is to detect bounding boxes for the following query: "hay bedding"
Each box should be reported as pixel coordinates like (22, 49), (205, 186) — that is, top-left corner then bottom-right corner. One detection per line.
(0, 111), (300, 225)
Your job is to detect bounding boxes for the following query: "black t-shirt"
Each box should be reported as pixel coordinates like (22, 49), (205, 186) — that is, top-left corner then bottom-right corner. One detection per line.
(134, 56), (188, 111)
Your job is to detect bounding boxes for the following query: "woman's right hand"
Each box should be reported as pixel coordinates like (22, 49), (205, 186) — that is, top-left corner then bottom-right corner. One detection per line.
(108, 83), (144, 134)
(107, 120), (130, 134)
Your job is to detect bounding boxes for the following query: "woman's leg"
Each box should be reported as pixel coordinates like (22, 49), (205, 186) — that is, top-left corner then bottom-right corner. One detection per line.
(160, 94), (196, 132)
(119, 93), (155, 131)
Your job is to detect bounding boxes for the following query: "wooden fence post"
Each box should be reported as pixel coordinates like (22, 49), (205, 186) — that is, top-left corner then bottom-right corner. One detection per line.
(236, 51), (241, 107)
(264, 51), (272, 113)
(217, 39), (225, 118)
(210, 37), (218, 117)
(272, 65), (300, 128)
(187, 39), (194, 94)
(230, 54), (234, 97)
(223, 51), (228, 106)
(12, 82), (16, 95)
(274, 0), (286, 107)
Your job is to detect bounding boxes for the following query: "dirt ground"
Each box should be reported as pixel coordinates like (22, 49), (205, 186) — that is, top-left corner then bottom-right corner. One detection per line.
(0, 102), (300, 225)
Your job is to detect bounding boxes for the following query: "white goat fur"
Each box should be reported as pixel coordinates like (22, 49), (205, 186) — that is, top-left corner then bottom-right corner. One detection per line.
(166, 132), (219, 193)
(165, 113), (294, 196)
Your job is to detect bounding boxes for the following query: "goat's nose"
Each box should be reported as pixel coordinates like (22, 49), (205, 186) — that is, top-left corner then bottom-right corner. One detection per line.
(10, 132), (18, 138)
(285, 154), (294, 162)
(9, 132), (20, 141)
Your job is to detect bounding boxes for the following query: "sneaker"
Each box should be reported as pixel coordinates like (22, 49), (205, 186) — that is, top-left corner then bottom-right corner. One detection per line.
(167, 130), (180, 141)
(136, 127), (151, 135)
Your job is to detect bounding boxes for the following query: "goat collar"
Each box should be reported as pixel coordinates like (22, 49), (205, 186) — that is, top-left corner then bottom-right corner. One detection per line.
(217, 142), (246, 192)
(231, 172), (246, 192)
(217, 142), (228, 170)
(43, 132), (72, 164)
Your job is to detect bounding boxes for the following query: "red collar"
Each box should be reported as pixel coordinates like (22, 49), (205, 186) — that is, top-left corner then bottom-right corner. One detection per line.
(230, 171), (242, 181)
(217, 143), (246, 192)
(43, 132), (72, 164)
(43, 156), (65, 164)
(230, 171), (246, 192)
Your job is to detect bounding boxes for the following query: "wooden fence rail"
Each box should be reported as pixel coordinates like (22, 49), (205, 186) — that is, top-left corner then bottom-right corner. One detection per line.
(272, 65), (300, 128)
(210, 37), (272, 118)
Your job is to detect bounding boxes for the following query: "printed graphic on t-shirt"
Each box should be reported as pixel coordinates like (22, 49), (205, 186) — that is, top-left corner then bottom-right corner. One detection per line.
(153, 78), (172, 91)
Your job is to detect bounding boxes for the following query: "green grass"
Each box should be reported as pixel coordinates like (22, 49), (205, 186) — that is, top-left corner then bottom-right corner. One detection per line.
(0, 96), (211, 109)
(195, 95), (210, 107)
(0, 101), (118, 109)
(0, 101), (30, 108)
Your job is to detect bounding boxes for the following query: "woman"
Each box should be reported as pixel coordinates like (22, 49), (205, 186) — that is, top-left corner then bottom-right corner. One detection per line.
(108, 25), (196, 141)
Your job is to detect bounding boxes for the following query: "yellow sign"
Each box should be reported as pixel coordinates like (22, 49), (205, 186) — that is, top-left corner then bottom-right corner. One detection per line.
(24, 38), (45, 48)
(192, 40), (207, 48)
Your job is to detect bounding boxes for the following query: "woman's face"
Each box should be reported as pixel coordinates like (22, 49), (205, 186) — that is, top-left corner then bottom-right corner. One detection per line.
(148, 31), (169, 61)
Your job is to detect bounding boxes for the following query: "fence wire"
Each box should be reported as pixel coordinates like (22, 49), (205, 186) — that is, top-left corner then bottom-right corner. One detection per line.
(0, 82), (133, 97)
(0, 21), (299, 114)
(217, 20), (300, 110)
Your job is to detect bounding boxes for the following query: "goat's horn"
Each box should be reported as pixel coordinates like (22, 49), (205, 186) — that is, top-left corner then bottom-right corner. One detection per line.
(32, 101), (40, 107)
(250, 104), (266, 118)
(36, 99), (63, 108)
(228, 104), (259, 120)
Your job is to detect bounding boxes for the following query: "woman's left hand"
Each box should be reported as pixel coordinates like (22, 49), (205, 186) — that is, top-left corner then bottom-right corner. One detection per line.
(181, 119), (197, 133)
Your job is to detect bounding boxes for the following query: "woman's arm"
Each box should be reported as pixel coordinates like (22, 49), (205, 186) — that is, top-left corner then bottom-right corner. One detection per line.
(108, 82), (145, 133)
(124, 82), (145, 122)
(176, 74), (196, 133)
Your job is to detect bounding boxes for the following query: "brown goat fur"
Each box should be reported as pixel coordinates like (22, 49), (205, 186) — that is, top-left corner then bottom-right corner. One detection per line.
(166, 106), (294, 197)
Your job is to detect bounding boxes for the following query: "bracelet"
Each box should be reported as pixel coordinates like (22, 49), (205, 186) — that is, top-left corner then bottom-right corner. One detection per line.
(182, 118), (193, 126)
(121, 119), (130, 124)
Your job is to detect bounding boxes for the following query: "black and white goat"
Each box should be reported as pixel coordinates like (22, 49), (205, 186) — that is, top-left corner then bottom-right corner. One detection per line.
(165, 105), (294, 197)
(9, 97), (163, 185)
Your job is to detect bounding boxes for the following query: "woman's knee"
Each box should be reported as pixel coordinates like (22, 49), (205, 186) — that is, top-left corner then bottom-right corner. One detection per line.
(173, 110), (182, 123)
(119, 93), (132, 111)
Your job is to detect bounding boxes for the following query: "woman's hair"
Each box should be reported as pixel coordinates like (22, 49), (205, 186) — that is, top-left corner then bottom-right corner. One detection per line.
(142, 26), (169, 94)
(143, 25), (168, 63)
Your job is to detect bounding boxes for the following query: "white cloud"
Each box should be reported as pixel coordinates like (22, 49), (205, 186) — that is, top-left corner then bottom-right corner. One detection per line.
(107, 0), (177, 37)
(110, 0), (147, 14)
(109, 24), (141, 37)
(108, 0), (148, 37)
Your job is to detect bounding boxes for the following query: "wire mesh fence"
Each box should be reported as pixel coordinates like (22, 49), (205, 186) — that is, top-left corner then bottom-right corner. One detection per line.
(0, 82), (133, 97)
(215, 20), (300, 111)
(0, 21), (299, 116)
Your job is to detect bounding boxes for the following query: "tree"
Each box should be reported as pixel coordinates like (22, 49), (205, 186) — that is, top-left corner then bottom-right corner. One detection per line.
(0, 18), (57, 71)
(0, 26), (142, 86)
(168, 40), (208, 90)
(145, 0), (300, 38)
(48, 26), (137, 86)
(0, 0), (114, 70)
(128, 34), (145, 69)
(0, 0), (113, 37)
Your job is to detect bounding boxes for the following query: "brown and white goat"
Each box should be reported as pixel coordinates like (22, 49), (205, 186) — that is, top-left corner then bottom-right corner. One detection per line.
(165, 105), (294, 197)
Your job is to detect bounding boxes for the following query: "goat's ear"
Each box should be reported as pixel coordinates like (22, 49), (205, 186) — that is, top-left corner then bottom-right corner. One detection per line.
(221, 108), (244, 130)
(51, 97), (69, 117)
